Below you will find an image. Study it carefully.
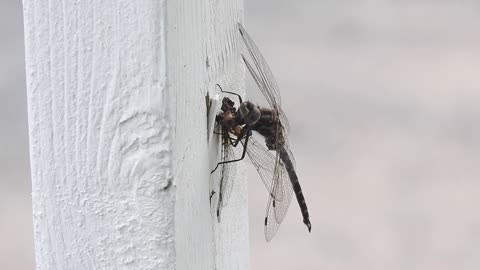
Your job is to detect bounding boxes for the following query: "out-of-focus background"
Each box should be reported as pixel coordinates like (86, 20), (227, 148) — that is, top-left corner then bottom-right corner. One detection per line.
(2, 1), (480, 269)
(0, 1), (35, 270)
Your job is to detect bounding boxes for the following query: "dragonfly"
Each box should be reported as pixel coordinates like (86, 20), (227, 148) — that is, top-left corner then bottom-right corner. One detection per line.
(211, 23), (311, 241)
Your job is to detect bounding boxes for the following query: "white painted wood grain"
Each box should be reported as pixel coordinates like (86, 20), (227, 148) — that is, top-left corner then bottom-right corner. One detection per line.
(23, 0), (246, 269)
(168, 1), (248, 269)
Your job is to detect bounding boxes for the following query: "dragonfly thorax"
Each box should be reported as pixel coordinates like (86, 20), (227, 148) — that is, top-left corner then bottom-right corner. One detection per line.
(238, 101), (261, 126)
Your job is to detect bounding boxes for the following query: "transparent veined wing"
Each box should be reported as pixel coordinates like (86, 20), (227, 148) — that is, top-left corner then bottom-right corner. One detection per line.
(216, 129), (238, 221)
(243, 135), (294, 241)
(238, 23), (281, 109)
(264, 148), (294, 242)
(238, 23), (291, 136)
(244, 136), (292, 204)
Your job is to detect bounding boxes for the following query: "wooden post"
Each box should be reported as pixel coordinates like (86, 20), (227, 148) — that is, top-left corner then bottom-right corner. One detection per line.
(23, 1), (247, 269)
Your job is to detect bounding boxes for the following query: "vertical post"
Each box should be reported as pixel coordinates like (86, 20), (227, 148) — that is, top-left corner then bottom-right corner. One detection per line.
(168, 1), (248, 269)
(23, 1), (246, 269)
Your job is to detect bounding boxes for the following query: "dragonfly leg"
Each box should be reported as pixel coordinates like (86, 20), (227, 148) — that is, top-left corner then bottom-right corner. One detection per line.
(216, 83), (243, 104)
(230, 128), (251, 147)
(210, 129), (251, 173)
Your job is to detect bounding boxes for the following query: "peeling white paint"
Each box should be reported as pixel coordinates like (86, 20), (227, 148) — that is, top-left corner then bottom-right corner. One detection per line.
(24, 0), (246, 269)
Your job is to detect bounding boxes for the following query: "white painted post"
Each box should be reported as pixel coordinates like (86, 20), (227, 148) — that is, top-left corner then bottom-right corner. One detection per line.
(23, 1), (247, 269)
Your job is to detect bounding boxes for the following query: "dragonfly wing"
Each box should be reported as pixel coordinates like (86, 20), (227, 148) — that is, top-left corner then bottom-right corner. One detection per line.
(264, 188), (280, 242)
(243, 136), (275, 191)
(264, 151), (294, 241)
(272, 150), (294, 224)
(283, 136), (296, 168)
(216, 132), (238, 219)
(243, 136), (291, 203)
(238, 23), (281, 108)
(238, 23), (291, 135)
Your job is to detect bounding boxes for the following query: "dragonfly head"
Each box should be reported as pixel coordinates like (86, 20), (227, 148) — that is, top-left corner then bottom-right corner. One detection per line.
(238, 101), (261, 126)
(216, 97), (238, 129)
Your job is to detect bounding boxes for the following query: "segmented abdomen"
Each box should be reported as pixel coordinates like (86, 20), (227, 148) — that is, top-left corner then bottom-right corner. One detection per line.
(279, 148), (312, 232)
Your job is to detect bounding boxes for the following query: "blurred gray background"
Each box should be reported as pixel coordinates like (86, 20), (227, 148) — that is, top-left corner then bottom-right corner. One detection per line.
(2, 1), (480, 269)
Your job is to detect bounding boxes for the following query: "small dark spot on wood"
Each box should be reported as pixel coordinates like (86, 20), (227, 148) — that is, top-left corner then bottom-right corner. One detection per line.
(209, 190), (216, 203)
(206, 57), (210, 68)
(205, 92), (212, 142)
(162, 180), (173, 190)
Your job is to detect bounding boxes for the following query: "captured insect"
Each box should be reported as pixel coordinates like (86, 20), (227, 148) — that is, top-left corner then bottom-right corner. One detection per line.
(211, 23), (311, 241)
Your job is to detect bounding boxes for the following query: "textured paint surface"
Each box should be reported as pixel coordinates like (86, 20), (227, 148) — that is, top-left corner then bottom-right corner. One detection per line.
(167, 1), (249, 269)
(24, 0), (247, 269)
(24, 1), (175, 269)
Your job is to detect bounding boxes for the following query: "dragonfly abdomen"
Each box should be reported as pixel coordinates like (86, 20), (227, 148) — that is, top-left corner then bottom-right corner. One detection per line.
(279, 148), (312, 232)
